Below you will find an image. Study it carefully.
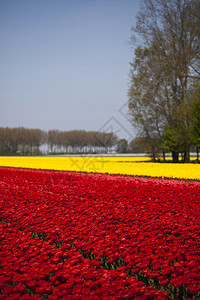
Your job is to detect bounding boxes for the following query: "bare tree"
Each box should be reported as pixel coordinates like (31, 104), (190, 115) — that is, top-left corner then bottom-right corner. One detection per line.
(47, 130), (60, 154)
(0, 127), (120, 155)
(128, 46), (165, 160)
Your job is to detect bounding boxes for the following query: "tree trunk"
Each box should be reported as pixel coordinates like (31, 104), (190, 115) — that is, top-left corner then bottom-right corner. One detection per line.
(172, 151), (179, 163)
(183, 150), (190, 163)
(162, 149), (166, 161)
(152, 152), (156, 162)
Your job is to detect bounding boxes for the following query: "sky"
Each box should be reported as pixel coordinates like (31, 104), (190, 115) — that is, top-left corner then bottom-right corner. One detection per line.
(0, 0), (141, 141)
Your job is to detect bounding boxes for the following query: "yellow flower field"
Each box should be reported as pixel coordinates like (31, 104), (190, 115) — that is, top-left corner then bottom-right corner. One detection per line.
(0, 156), (199, 180)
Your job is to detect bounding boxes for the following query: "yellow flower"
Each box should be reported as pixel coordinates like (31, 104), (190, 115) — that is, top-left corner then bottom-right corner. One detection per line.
(0, 156), (199, 180)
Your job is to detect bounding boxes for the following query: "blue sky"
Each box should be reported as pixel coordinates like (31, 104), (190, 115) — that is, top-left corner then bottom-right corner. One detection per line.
(0, 0), (141, 140)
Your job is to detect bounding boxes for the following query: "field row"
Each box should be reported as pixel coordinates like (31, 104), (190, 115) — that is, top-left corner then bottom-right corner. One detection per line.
(0, 156), (200, 180)
(0, 167), (200, 299)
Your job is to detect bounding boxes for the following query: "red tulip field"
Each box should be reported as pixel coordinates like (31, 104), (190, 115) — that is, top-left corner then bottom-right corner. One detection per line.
(0, 167), (200, 299)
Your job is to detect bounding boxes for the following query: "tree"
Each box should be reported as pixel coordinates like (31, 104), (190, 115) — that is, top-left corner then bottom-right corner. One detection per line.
(47, 130), (60, 154)
(129, 137), (149, 153)
(128, 46), (165, 160)
(94, 132), (118, 153)
(117, 139), (128, 153)
(191, 84), (200, 160)
(129, 0), (200, 162)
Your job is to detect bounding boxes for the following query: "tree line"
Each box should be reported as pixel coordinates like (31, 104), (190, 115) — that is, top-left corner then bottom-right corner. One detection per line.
(0, 127), (118, 155)
(1, 126), (197, 157)
(128, 0), (200, 162)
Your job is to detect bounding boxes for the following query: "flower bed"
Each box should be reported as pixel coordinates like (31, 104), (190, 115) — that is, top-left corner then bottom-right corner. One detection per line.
(0, 167), (200, 299)
(0, 156), (200, 180)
